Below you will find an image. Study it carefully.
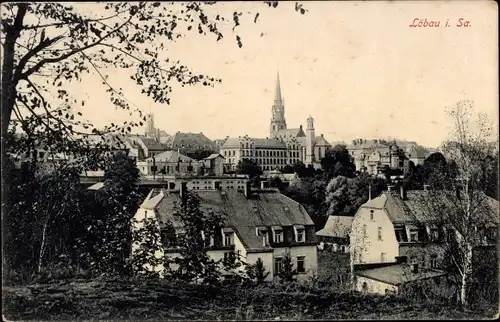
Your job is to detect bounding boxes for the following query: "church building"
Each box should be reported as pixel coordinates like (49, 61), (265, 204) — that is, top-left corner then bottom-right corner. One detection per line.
(219, 72), (332, 172)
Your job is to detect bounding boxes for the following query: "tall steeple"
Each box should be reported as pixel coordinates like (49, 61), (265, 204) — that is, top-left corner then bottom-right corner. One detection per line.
(274, 71), (283, 103)
(270, 71), (287, 138)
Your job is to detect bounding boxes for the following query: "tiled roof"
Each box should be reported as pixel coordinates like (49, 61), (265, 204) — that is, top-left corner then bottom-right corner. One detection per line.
(148, 150), (193, 163)
(316, 215), (353, 238)
(315, 135), (331, 147)
(139, 136), (168, 151)
(356, 264), (447, 286)
(165, 132), (216, 151)
(142, 189), (314, 251)
(203, 153), (225, 160)
(360, 190), (499, 225)
(253, 138), (286, 149)
(220, 137), (241, 149)
(275, 128), (306, 139)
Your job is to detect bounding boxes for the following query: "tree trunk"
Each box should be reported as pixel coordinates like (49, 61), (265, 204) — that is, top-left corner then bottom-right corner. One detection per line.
(460, 243), (473, 308)
(37, 216), (50, 273)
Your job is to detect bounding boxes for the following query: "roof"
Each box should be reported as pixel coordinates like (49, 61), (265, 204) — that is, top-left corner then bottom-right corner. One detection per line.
(315, 135), (331, 147)
(360, 190), (499, 225)
(87, 182), (105, 191)
(253, 138), (286, 149)
(164, 132), (216, 151)
(148, 150), (193, 163)
(316, 215), (354, 238)
(142, 189), (314, 252)
(139, 136), (168, 151)
(203, 153), (225, 160)
(356, 264), (447, 286)
(275, 128), (306, 139)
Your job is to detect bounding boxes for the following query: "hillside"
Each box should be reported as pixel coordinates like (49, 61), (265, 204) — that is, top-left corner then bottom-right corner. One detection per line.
(3, 277), (496, 320)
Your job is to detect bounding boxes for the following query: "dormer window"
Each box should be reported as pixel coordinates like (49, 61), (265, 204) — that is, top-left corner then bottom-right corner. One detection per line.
(271, 226), (283, 243)
(294, 225), (306, 242)
(256, 227), (269, 246)
(222, 228), (234, 246)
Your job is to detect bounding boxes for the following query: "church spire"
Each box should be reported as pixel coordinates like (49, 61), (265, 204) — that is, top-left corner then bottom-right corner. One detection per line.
(274, 71), (282, 103)
(270, 71), (287, 138)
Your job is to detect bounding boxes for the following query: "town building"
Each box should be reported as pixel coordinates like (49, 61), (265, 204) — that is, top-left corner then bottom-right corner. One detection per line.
(346, 139), (429, 175)
(316, 215), (353, 253)
(136, 150), (202, 176)
(202, 153), (225, 176)
(219, 72), (332, 172)
(349, 185), (498, 295)
(131, 182), (318, 281)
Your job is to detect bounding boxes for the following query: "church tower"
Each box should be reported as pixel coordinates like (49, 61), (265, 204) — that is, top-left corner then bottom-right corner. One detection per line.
(145, 112), (157, 139)
(270, 71), (287, 138)
(305, 115), (316, 164)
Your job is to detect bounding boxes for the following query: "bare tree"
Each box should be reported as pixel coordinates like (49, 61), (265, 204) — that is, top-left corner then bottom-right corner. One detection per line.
(416, 100), (498, 308)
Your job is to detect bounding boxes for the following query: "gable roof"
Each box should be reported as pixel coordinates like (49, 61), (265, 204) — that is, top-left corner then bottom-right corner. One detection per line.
(148, 150), (193, 163)
(315, 135), (331, 147)
(203, 153), (225, 160)
(165, 132), (216, 151)
(275, 128), (306, 139)
(316, 215), (353, 238)
(142, 189), (314, 252)
(360, 190), (499, 225)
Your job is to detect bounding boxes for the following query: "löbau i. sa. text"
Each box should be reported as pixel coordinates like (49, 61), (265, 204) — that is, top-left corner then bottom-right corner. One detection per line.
(409, 18), (471, 28)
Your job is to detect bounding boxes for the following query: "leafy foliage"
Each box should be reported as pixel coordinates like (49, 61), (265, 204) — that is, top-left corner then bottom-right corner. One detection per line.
(321, 144), (356, 180)
(235, 158), (263, 178)
(246, 257), (270, 285)
(277, 251), (297, 282)
(169, 190), (226, 284)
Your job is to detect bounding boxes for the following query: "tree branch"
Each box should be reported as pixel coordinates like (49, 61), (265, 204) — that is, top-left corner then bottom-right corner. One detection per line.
(20, 16), (132, 80)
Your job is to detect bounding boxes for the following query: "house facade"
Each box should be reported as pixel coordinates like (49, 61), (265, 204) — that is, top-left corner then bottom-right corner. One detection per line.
(132, 182), (318, 281)
(349, 186), (499, 295)
(316, 215), (353, 253)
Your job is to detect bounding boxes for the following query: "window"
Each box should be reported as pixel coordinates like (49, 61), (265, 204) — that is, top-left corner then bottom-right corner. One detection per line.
(274, 257), (283, 275)
(297, 256), (306, 273)
(362, 224), (367, 237)
(273, 229), (283, 243)
(370, 210), (374, 220)
(409, 230), (418, 242)
(223, 232), (234, 246)
(430, 227), (439, 241)
(169, 182), (176, 190)
(381, 252), (386, 262)
(430, 255), (438, 268)
(296, 229), (305, 242)
(378, 227), (383, 241)
(395, 227), (408, 242)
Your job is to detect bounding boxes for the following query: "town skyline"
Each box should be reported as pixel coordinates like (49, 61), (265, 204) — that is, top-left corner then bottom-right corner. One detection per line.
(37, 1), (497, 149)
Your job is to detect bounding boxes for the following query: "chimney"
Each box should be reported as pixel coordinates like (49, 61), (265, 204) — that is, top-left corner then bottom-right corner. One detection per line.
(423, 184), (430, 191)
(244, 181), (252, 198)
(180, 181), (187, 199)
(368, 183), (372, 200)
(400, 185), (407, 200)
(411, 263), (419, 274)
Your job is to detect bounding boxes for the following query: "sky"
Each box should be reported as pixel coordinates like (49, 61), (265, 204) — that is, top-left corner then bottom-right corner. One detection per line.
(61, 1), (498, 148)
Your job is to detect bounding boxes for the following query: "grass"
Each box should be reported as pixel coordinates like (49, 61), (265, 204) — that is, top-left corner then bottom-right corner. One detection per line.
(3, 276), (497, 321)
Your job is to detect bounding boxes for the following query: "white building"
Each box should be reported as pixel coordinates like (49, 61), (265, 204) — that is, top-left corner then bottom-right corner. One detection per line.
(219, 72), (332, 171)
(349, 186), (498, 295)
(131, 182), (318, 281)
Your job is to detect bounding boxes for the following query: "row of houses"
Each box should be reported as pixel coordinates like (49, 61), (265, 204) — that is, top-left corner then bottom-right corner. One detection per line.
(128, 174), (498, 295)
